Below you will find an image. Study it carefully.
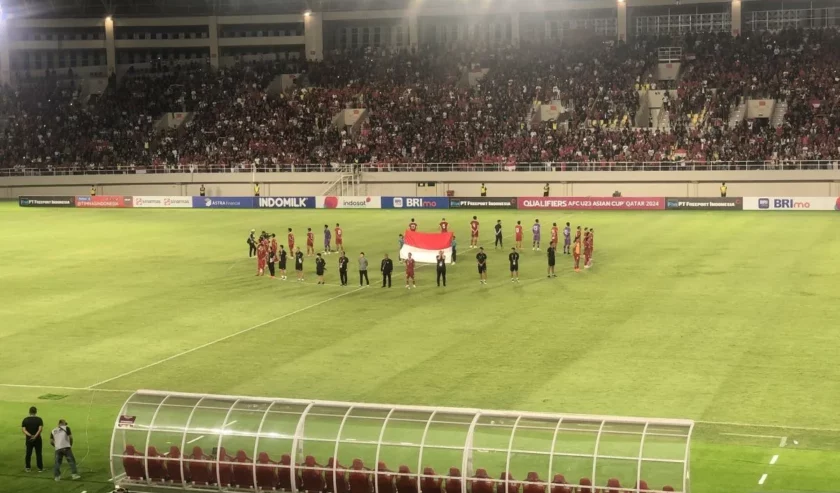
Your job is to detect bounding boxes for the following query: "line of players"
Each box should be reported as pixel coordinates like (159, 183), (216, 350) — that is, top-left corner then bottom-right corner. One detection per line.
(250, 225), (346, 283)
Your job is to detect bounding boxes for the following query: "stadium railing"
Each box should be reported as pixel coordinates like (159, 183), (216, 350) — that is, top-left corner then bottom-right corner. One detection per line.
(1, 160), (838, 176)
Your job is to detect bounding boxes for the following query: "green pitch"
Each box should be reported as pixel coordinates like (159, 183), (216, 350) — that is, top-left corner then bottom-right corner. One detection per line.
(1, 202), (839, 493)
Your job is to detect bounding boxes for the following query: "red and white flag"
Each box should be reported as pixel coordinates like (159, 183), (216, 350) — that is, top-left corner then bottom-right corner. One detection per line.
(400, 230), (453, 264)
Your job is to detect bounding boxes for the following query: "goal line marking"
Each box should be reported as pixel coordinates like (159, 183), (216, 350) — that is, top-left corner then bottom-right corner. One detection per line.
(86, 286), (366, 389)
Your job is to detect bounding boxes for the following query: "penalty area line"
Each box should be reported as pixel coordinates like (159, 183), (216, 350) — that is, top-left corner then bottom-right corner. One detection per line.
(87, 286), (366, 389)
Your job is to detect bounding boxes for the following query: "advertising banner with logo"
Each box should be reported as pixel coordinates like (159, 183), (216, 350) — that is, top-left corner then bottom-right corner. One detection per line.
(257, 197), (316, 209)
(75, 195), (133, 208)
(316, 196), (382, 209)
(191, 196), (256, 209)
(382, 197), (450, 209)
(665, 197), (743, 210)
(517, 197), (665, 210)
(744, 197), (840, 211)
(132, 196), (193, 208)
(449, 197), (518, 209)
(18, 196), (76, 207)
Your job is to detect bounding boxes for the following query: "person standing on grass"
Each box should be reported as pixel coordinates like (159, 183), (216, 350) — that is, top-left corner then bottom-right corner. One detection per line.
(256, 242), (267, 276)
(295, 247), (305, 281)
(247, 229), (257, 257)
(436, 251), (447, 287)
(451, 235), (457, 264)
(323, 225), (332, 254)
(278, 245), (288, 280)
(315, 253), (326, 284)
(267, 245), (277, 278)
(494, 220), (503, 249)
(338, 252), (349, 286)
(405, 252), (416, 289)
(381, 254), (393, 288)
(476, 246), (487, 285)
(22, 406), (44, 473)
(359, 252), (370, 286)
(547, 244), (557, 278)
(306, 228), (315, 256)
(509, 247), (520, 282)
(50, 419), (80, 481)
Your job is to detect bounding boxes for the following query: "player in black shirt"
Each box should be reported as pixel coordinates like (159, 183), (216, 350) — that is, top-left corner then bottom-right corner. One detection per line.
(278, 246), (288, 280)
(267, 247), (277, 278)
(494, 220), (503, 249)
(436, 251), (447, 287)
(315, 253), (326, 284)
(476, 247), (488, 284)
(22, 406), (44, 472)
(295, 248), (305, 282)
(547, 244), (557, 278)
(381, 254), (394, 288)
(338, 253), (349, 286)
(509, 248), (520, 282)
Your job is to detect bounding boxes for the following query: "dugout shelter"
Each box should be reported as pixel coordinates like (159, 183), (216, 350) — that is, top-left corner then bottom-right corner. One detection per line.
(110, 390), (693, 493)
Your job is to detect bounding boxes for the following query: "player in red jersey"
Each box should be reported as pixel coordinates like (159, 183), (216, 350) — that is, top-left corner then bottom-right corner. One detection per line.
(306, 228), (315, 256)
(439, 218), (449, 232)
(550, 222), (559, 249)
(270, 234), (278, 256)
(514, 221), (524, 249)
(287, 228), (295, 252)
(573, 234), (582, 272)
(256, 242), (267, 276)
(584, 228), (593, 268)
(404, 252), (416, 289)
(469, 216), (479, 248)
(408, 218), (418, 232)
(334, 223), (344, 252)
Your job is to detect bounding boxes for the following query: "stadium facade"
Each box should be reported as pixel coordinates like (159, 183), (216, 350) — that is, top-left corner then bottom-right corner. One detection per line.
(0, 0), (838, 85)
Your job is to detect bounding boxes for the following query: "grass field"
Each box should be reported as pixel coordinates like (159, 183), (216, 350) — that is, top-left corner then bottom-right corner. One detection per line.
(1, 202), (840, 493)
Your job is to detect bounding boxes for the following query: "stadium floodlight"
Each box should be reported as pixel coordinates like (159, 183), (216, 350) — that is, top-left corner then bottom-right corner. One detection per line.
(109, 390), (694, 493)
(304, 10), (312, 16)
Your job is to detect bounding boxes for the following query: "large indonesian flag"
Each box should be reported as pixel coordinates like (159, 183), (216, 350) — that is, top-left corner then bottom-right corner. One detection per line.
(400, 230), (453, 264)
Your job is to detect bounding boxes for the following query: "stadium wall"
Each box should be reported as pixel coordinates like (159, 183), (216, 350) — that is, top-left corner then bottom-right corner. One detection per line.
(1, 171), (839, 198)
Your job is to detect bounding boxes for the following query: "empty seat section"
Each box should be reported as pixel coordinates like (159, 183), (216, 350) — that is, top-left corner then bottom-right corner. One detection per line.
(523, 472), (546, 493)
(256, 452), (279, 490)
(497, 472), (520, 493)
(301, 455), (325, 492)
(146, 446), (166, 482)
(217, 447), (234, 487)
(396, 465), (418, 493)
(279, 454), (302, 491)
(122, 445), (146, 481)
(471, 468), (493, 493)
(578, 478), (593, 493)
(187, 446), (215, 486)
(233, 449), (255, 488)
(421, 467), (442, 493)
(349, 459), (372, 493)
(326, 458), (350, 493)
(550, 474), (570, 493)
(445, 467), (462, 493)
(377, 461), (396, 493)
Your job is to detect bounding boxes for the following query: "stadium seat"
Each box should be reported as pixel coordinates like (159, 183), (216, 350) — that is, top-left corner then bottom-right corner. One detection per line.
(471, 468), (493, 493)
(217, 447), (235, 487)
(349, 458), (373, 493)
(233, 449), (255, 488)
(326, 457), (350, 493)
(637, 480), (649, 492)
(256, 452), (279, 490)
(523, 472), (545, 493)
(301, 455), (325, 492)
(396, 465), (418, 493)
(445, 467), (462, 493)
(606, 478), (621, 493)
(377, 461), (396, 493)
(577, 478), (592, 493)
(187, 446), (215, 486)
(550, 474), (570, 493)
(662, 487), (674, 492)
(122, 444), (146, 481)
(421, 467), (442, 493)
(146, 446), (166, 482)
(497, 472), (520, 493)
(279, 454), (301, 491)
(164, 446), (184, 484)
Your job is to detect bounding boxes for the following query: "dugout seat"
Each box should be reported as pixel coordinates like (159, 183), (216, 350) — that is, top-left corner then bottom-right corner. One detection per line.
(146, 446), (166, 482)
(326, 457), (350, 493)
(396, 465), (418, 493)
(187, 446), (215, 486)
(420, 467), (442, 493)
(217, 447), (234, 487)
(122, 445), (146, 481)
(279, 454), (301, 491)
(256, 452), (279, 490)
(662, 487), (674, 492)
(445, 467), (462, 493)
(550, 474), (570, 493)
(377, 461), (396, 493)
(577, 478), (592, 493)
(523, 472), (546, 493)
(164, 446), (184, 484)
(606, 478), (621, 493)
(471, 468), (493, 493)
(301, 455), (325, 492)
(233, 449), (255, 488)
(497, 472), (520, 493)
(349, 458), (372, 493)
(637, 481), (649, 492)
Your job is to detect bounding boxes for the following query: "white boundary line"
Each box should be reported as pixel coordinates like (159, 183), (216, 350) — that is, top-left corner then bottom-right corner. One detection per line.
(758, 473), (768, 485)
(86, 287), (366, 389)
(186, 435), (205, 444)
(0, 383), (134, 393)
(769, 454), (778, 465)
(779, 436), (788, 448)
(698, 419), (840, 433)
(720, 433), (785, 440)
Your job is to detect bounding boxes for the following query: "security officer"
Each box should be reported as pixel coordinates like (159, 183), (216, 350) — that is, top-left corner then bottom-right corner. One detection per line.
(199, 184), (206, 197)
(381, 254), (393, 288)
(89, 185), (96, 197)
(50, 419), (80, 481)
(543, 183), (550, 197)
(480, 183), (487, 197)
(254, 183), (260, 197)
(247, 230), (257, 257)
(22, 406), (44, 472)
(720, 182), (727, 197)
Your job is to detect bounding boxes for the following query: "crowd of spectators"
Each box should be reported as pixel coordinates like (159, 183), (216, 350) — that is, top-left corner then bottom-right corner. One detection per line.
(0, 27), (838, 174)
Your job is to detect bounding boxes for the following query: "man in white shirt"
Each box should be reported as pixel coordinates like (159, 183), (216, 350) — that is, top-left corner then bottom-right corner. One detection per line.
(50, 420), (80, 481)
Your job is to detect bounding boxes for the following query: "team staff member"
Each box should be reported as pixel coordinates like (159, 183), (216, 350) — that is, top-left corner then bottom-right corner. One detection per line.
(278, 246), (288, 280)
(199, 184), (206, 197)
(476, 247), (487, 284)
(451, 235), (457, 264)
(547, 244), (557, 278)
(436, 251), (447, 287)
(247, 229), (257, 257)
(50, 419), (80, 481)
(720, 182), (727, 197)
(295, 247), (305, 281)
(338, 252), (349, 286)
(359, 252), (370, 286)
(315, 254), (326, 284)
(509, 247), (520, 282)
(254, 183), (260, 197)
(494, 220), (503, 249)
(381, 254), (393, 288)
(543, 183), (550, 197)
(480, 183), (487, 197)
(267, 245), (277, 278)
(22, 406), (44, 472)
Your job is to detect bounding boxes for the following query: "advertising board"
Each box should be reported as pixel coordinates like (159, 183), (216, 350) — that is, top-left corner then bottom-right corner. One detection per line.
(665, 197), (743, 210)
(75, 196), (133, 208)
(18, 196), (76, 207)
(382, 197), (450, 209)
(191, 197), (256, 209)
(743, 197), (840, 211)
(316, 196), (382, 209)
(449, 197), (517, 209)
(132, 196), (193, 208)
(257, 197), (316, 209)
(517, 197), (665, 210)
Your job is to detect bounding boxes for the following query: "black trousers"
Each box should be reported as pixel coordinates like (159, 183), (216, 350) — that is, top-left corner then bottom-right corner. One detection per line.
(25, 438), (43, 470)
(267, 262), (275, 276)
(452, 248), (457, 262)
(339, 270), (348, 285)
(382, 272), (392, 287)
(249, 244), (257, 257)
(359, 270), (369, 285)
(436, 269), (447, 286)
(495, 235), (503, 247)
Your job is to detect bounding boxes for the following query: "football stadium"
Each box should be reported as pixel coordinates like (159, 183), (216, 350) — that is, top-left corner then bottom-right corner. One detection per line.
(1, 0), (840, 492)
